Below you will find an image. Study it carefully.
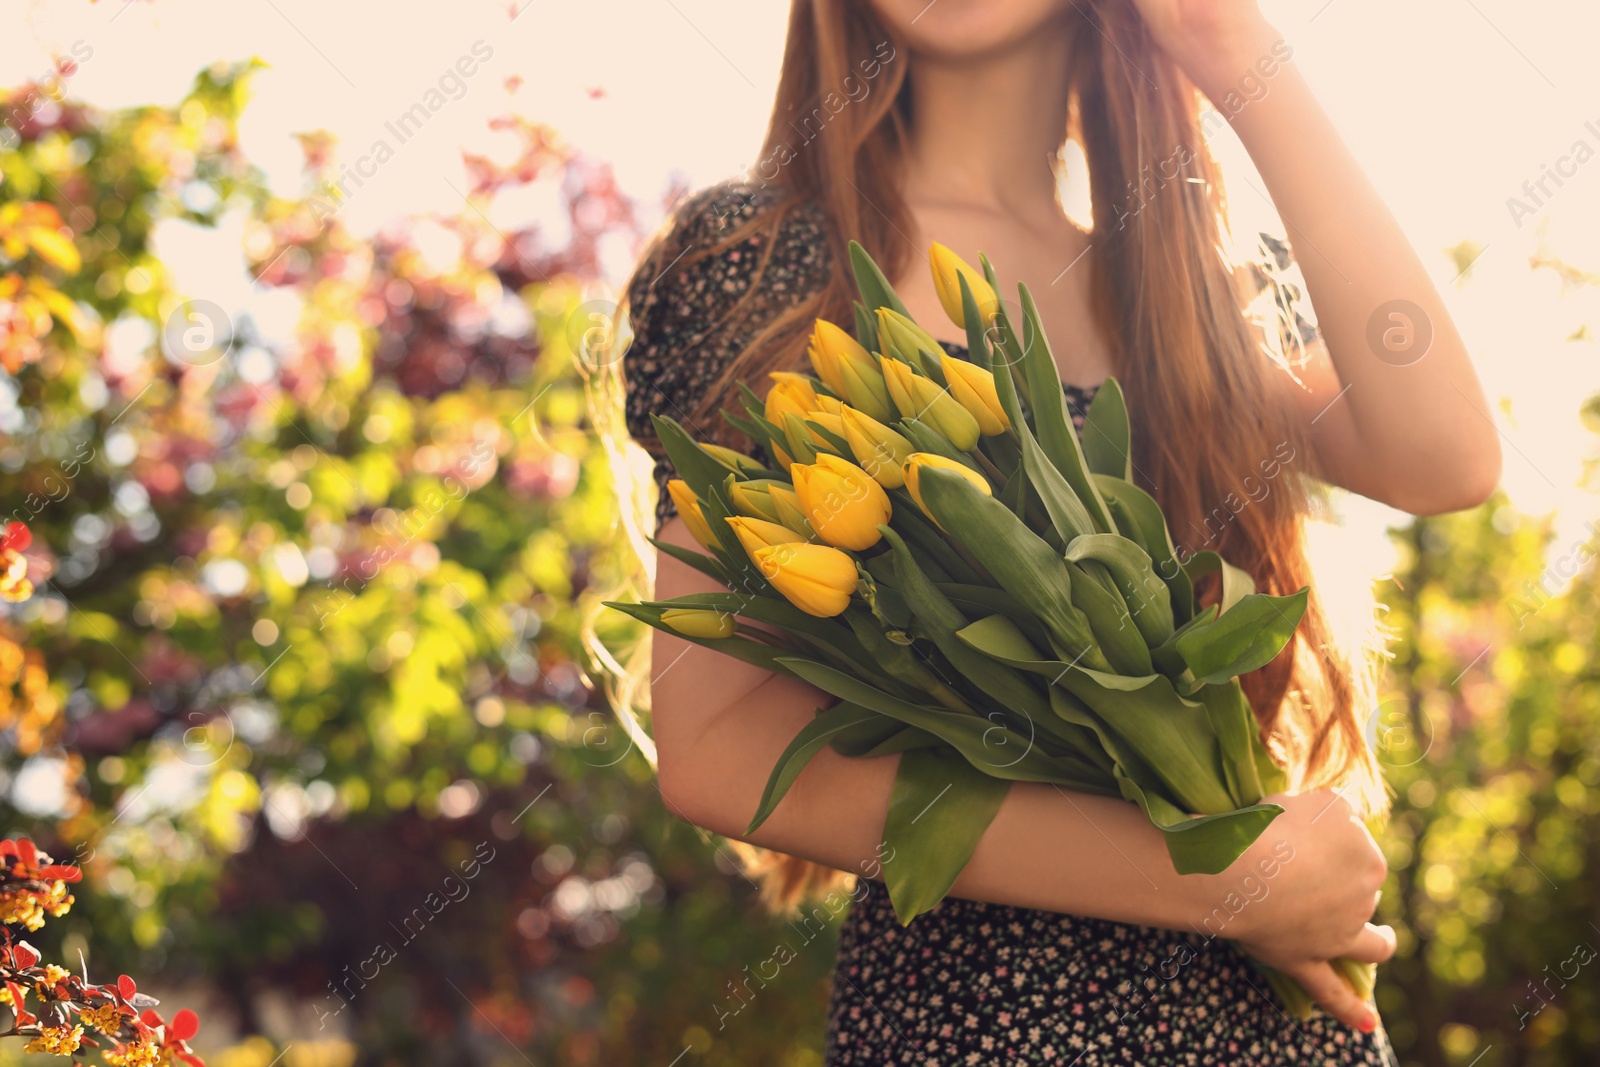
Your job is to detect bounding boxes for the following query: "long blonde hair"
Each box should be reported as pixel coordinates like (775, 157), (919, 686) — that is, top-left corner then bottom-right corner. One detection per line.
(608, 0), (1386, 912)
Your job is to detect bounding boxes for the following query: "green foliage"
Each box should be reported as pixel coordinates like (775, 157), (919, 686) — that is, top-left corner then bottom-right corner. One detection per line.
(1375, 497), (1600, 1066)
(0, 64), (838, 1065)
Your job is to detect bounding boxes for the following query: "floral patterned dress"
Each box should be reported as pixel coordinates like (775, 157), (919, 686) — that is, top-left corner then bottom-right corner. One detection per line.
(623, 180), (1395, 1066)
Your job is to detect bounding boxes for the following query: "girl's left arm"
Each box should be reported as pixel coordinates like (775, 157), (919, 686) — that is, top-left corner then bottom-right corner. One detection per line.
(1136, 2), (1502, 515)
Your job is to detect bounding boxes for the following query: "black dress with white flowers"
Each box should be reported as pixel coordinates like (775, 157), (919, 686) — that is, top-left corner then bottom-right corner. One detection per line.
(623, 180), (1395, 1066)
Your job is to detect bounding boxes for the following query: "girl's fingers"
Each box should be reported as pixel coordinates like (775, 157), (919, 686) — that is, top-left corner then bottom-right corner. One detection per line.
(1282, 960), (1378, 1033)
(1344, 923), (1398, 964)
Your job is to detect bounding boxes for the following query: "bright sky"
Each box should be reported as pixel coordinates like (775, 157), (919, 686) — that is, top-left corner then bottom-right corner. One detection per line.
(5, 0), (1600, 578)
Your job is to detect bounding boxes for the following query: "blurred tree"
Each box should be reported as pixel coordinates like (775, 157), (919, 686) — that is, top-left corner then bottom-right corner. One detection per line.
(1372, 249), (1600, 1067)
(0, 61), (838, 1065)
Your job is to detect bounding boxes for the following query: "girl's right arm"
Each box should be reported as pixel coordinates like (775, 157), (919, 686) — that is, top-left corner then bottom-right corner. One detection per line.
(650, 514), (1394, 1032)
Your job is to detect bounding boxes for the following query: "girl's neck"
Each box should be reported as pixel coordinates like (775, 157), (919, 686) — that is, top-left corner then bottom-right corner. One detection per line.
(898, 24), (1075, 219)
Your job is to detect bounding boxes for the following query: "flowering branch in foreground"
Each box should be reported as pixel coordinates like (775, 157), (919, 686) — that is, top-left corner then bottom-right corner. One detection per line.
(0, 837), (205, 1064)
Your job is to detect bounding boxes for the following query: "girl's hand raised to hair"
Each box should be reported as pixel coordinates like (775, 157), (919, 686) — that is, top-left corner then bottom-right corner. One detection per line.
(1218, 789), (1395, 1032)
(1121, 0), (1284, 95)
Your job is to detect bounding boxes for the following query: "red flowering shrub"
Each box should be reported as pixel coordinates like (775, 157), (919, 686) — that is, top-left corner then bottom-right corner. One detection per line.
(0, 837), (204, 1063)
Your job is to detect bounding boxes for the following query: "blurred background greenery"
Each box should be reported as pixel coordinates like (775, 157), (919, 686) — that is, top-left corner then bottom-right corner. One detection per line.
(0, 23), (1598, 1067)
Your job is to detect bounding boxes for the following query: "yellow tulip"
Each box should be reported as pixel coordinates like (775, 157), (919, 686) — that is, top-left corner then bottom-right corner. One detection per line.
(764, 372), (823, 425)
(880, 359), (981, 451)
(728, 479), (783, 523)
(791, 453), (892, 551)
(780, 411), (821, 466)
(803, 410), (846, 447)
(813, 394), (843, 415)
(942, 359), (1010, 435)
(807, 320), (863, 396)
(840, 405), (915, 489)
(929, 242), (1000, 329)
(766, 483), (814, 535)
(903, 452), (992, 523)
(725, 515), (807, 557)
(875, 306), (942, 363)
(666, 479), (718, 549)
(835, 348), (895, 424)
(660, 608), (736, 639)
(751, 541), (859, 617)
(702, 443), (766, 475)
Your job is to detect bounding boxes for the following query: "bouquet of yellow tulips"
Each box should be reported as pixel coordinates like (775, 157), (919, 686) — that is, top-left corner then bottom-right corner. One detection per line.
(608, 242), (1370, 1015)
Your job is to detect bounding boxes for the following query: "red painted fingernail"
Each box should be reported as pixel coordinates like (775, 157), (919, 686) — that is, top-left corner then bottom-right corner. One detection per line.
(1358, 1014), (1377, 1034)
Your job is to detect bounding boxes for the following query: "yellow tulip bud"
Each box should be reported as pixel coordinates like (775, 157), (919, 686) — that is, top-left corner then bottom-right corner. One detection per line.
(702, 443), (767, 475)
(751, 541), (859, 617)
(660, 608), (737, 639)
(726, 515), (807, 558)
(666, 479), (718, 549)
(764, 372), (823, 425)
(780, 411), (821, 466)
(835, 348), (896, 424)
(813, 394), (844, 415)
(840, 405), (915, 489)
(803, 410), (846, 447)
(929, 242), (999, 329)
(942, 359), (1010, 435)
(808, 320), (864, 396)
(903, 452), (992, 523)
(875, 307), (944, 374)
(728, 480), (783, 523)
(791, 453), (892, 551)
(766, 484), (814, 535)
(880, 359), (981, 451)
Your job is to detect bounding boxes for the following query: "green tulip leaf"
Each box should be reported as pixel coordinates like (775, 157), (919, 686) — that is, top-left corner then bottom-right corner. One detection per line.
(882, 747), (1011, 925)
(747, 702), (883, 833)
(1194, 682), (1267, 806)
(898, 418), (981, 468)
(1175, 588), (1310, 685)
(853, 300), (879, 353)
(1064, 532), (1176, 646)
(988, 322), (1098, 543)
(1065, 557), (1154, 676)
(1017, 283), (1113, 532)
(916, 468), (1108, 670)
(1055, 668), (1237, 816)
(1093, 474), (1196, 620)
(648, 537), (731, 586)
(1081, 377), (1132, 480)
(1116, 767), (1283, 876)
(773, 657), (1072, 785)
(880, 528), (1078, 741)
(848, 240), (911, 318)
(1183, 550), (1257, 615)
(603, 601), (789, 674)
(957, 273), (993, 371)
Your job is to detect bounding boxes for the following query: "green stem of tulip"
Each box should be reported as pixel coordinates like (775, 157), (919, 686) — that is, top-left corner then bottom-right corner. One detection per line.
(969, 448), (1006, 487)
